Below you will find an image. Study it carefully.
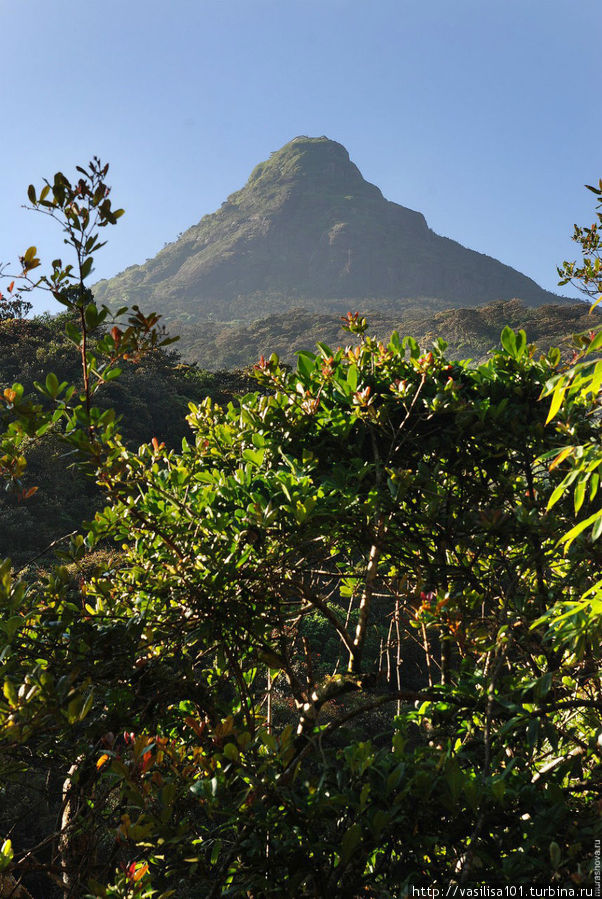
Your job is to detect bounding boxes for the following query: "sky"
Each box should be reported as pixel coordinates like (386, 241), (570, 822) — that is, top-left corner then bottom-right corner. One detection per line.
(1, 0), (600, 314)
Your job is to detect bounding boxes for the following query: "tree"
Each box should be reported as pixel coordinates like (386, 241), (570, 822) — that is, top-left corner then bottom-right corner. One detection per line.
(557, 178), (602, 307)
(0, 281), (32, 321)
(537, 181), (602, 657)
(0, 171), (600, 896)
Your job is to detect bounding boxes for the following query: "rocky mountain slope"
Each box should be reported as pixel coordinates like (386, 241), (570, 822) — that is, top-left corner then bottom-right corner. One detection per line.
(93, 136), (566, 324)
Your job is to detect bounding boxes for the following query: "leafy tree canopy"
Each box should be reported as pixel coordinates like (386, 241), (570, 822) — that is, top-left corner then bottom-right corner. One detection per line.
(0, 165), (600, 898)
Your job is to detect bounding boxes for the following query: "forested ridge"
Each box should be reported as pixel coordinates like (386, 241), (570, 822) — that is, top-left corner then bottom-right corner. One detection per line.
(170, 298), (596, 371)
(0, 162), (600, 898)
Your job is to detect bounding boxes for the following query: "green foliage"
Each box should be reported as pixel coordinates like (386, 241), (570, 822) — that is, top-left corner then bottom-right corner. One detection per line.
(558, 178), (602, 307)
(0, 314), (257, 566)
(0, 279), (32, 321)
(3, 326), (601, 894)
(0, 164), (600, 897)
(536, 182), (602, 656)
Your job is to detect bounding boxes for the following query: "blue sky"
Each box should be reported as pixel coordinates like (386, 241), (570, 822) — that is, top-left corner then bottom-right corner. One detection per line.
(1, 0), (600, 313)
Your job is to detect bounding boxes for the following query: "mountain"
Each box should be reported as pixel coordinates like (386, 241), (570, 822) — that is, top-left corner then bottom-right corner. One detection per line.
(93, 136), (567, 325)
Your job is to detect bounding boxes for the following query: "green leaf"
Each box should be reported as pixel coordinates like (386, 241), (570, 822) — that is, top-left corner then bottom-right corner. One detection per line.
(500, 326), (517, 356)
(3, 679), (17, 707)
(347, 364), (359, 392)
(547, 481), (566, 510)
(210, 840), (221, 865)
(515, 329), (527, 359)
(574, 476), (588, 513)
(0, 839), (13, 874)
(45, 372), (59, 397)
(64, 320), (81, 343)
(316, 342), (334, 358)
(84, 302), (99, 329)
(546, 383), (566, 424)
(79, 689), (95, 721)
(80, 256), (94, 280)
(559, 509), (602, 548)
(242, 448), (264, 467)
(66, 694), (84, 724)
(340, 822), (362, 864)
(222, 742), (239, 763)
(402, 335), (419, 359)
(296, 351), (316, 381)
(592, 513), (602, 542)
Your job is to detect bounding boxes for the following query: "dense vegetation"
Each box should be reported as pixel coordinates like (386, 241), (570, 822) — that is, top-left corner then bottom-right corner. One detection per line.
(0, 313), (256, 565)
(0, 163), (600, 898)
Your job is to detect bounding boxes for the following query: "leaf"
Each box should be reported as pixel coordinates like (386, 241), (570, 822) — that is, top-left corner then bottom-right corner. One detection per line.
(27, 185), (36, 204)
(222, 742), (239, 763)
(546, 384), (566, 424)
(559, 509), (602, 549)
(515, 329), (527, 359)
(574, 478), (586, 513)
(549, 446), (574, 471)
(79, 689), (95, 720)
(402, 335), (419, 358)
(132, 862), (149, 882)
(67, 694), (84, 724)
(296, 351), (316, 381)
(549, 841), (561, 869)
(0, 839), (13, 873)
(592, 513), (602, 542)
(259, 729), (277, 752)
(80, 256), (93, 280)
(346, 364), (359, 392)
(242, 448), (264, 467)
(388, 330), (401, 351)
(45, 372), (59, 397)
(3, 679), (17, 707)
(500, 326), (517, 356)
(340, 822), (362, 863)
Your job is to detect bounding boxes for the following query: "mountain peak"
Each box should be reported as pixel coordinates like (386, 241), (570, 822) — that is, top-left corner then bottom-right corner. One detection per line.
(242, 135), (382, 202)
(93, 137), (565, 323)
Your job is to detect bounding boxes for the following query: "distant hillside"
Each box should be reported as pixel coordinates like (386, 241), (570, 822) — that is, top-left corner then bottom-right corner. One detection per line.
(93, 136), (566, 323)
(173, 299), (596, 370)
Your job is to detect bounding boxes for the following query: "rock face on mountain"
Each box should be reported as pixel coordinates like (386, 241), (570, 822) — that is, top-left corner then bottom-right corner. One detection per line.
(93, 136), (565, 322)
